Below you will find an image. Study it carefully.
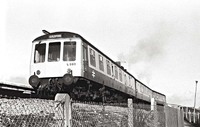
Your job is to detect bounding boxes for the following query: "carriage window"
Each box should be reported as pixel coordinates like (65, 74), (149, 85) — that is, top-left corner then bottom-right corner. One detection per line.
(140, 84), (143, 92)
(115, 66), (118, 79)
(124, 74), (127, 85)
(34, 43), (46, 63)
(48, 42), (60, 62)
(90, 48), (96, 67)
(129, 76), (131, 86)
(99, 55), (104, 71)
(63, 42), (76, 61)
(119, 69), (122, 82)
(107, 60), (111, 75)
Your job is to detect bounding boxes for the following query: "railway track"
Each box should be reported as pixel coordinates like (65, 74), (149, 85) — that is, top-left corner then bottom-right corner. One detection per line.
(0, 81), (35, 98)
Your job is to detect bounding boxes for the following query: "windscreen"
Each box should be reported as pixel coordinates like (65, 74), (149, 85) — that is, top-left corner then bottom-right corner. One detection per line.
(63, 41), (76, 61)
(48, 42), (61, 62)
(34, 43), (46, 63)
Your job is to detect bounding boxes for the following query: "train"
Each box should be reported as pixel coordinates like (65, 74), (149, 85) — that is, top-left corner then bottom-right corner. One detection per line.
(29, 30), (166, 105)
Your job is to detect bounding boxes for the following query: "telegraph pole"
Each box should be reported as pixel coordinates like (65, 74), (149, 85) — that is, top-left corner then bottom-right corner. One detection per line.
(194, 81), (198, 114)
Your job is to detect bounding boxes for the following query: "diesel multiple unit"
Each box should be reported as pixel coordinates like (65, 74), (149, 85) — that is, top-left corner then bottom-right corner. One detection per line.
(29, 31), (166, 105)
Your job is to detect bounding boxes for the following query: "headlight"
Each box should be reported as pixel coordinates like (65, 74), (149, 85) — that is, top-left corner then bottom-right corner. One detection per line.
(29, 75), (40, 88)
(63, 74), (74, 85)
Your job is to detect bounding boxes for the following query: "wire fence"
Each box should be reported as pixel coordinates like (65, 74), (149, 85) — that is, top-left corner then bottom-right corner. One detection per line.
(71, 102), (128, 127)
(71, 101), (165, 127)
(0, 98), (64, 127)
(0, 95), (184, 127)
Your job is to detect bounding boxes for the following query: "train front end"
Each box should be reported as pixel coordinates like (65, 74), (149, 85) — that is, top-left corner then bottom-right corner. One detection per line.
(29, 31), (82, 98)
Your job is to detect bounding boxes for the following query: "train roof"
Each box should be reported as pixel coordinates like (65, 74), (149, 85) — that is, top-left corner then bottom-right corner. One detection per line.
(33, 31), (85, 42)
(152, 90), (166, 97)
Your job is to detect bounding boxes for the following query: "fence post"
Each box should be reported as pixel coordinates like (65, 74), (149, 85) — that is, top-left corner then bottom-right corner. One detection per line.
(128, 98), (133, 127)
(188, 110), (191, 123)
(186, 107), (188, 119)
(151, 98), (157, 127)
(180, 108), (184, 127)
(193, 111), (196, 123)
(177, 107), (184, 127)
(151, 98), (156, 111)
(55, 93), (71, 127)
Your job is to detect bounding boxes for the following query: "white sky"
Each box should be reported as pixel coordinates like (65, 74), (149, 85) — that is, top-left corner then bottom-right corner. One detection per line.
(0, 0), (200, 107)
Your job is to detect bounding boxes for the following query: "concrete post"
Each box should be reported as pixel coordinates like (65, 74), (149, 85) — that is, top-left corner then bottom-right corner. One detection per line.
(186, 107), (188, 119)
(128, 98), (133, 127)
(151, 98), (156, 111)
(193, 111), (196, 123)
(55, 93), (71, 127)
(188, 110), (191, 123)
(179, 108), (184, 127)
(151, 98), (157, 127)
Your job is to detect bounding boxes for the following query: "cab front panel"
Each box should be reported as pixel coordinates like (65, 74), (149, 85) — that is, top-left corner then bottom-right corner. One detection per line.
(30, 38), (82, 78)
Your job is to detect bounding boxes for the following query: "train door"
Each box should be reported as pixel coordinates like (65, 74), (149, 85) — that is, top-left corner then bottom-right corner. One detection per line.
(82, 43), (88, 78)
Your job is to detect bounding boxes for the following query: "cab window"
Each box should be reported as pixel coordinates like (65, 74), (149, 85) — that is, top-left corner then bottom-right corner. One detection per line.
(34, 43), (46, 63)
(63, 42), (76, 61)
(48, 42), (61, 62)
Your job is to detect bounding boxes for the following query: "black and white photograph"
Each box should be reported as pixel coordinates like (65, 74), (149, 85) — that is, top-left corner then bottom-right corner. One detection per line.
(0, 0), (200, 126)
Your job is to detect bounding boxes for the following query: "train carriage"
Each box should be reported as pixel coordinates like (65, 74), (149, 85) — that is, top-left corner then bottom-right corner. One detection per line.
(29, 30), (166, 105)
(135, 79), (152, 103)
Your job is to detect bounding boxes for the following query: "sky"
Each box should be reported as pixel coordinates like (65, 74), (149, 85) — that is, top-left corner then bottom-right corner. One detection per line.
(0, 0), (200, 107)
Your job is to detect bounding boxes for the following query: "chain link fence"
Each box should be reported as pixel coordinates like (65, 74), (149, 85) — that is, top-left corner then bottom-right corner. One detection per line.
(71, 102), (128, 127)
(0, 98), (64, 127)
(0, 95), (182, 127)
(71, 101), (164, 127)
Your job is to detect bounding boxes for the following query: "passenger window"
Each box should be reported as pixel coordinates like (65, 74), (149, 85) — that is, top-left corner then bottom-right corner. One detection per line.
(124, 74), (127, 85)
(99, 55), (104, 71)
(48, 42), (60, 62)
(140, 85), (143, 92)
(63, 42), (76, 61)
(119, 69), (122, 82)
(90, 48), (96, 67)
(34, 43), (46, 63)
(129, 76), (131, 86)
(106, 60), (111, 75)
(115, 66), (118, 79)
